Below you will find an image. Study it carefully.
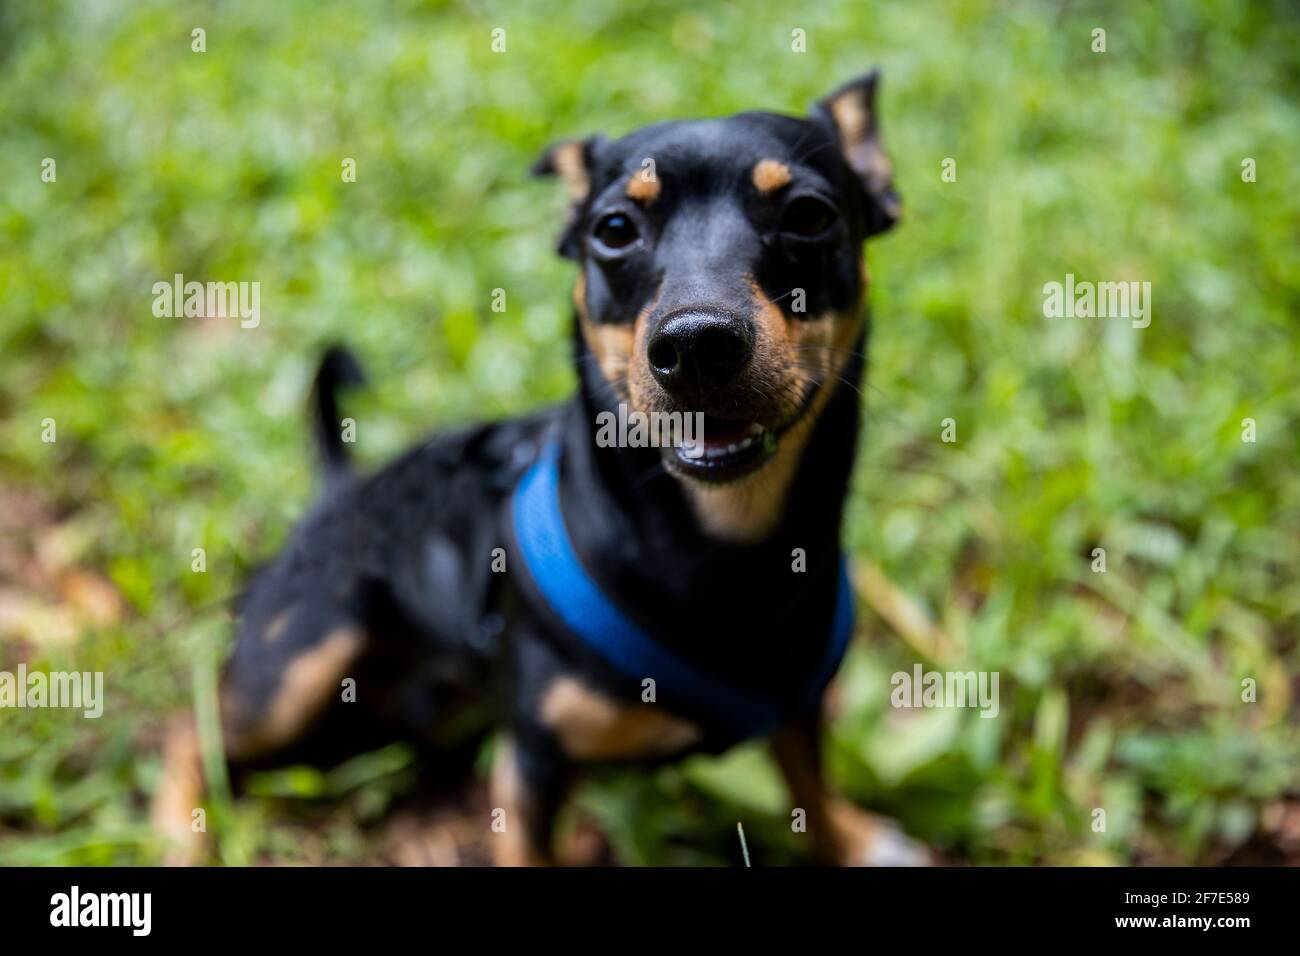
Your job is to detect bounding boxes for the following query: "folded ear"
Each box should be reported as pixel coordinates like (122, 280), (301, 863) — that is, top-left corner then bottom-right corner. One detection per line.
(531, 136), (603, 258)
(812, 70), (901, 235)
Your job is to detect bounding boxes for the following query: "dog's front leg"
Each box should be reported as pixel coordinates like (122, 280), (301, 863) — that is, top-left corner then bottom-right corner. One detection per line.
(770, 714), (929, 866)
(489, 734), (571, 866)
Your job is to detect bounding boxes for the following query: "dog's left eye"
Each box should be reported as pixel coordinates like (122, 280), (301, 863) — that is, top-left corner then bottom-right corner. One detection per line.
(780, 196), (838, 238)
(592, 213), (640, 253)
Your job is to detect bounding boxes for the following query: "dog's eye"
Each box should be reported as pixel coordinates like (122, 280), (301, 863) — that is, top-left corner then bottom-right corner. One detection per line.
(780, 196), (837, 238)
(592, 213), (640, 253)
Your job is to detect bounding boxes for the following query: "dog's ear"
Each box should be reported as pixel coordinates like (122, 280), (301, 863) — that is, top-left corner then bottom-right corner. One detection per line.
(812, 69), (901, 236)
(532, 136), (604, 258)
(531, 137), (601, 200)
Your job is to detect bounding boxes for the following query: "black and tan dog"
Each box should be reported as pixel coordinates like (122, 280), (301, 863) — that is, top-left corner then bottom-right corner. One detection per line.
(154, 69), (926, 866)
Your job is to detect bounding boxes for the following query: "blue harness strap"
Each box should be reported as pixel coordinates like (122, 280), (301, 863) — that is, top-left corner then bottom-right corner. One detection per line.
(510, 440), (854, 741)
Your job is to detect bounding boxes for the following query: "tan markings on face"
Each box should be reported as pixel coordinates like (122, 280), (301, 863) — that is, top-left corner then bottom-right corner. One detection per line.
(581, 321), (634, 400)
(748, 274), (792, 358)
(632, 274), (791, 423)
(576, 272), (629, 398)
(625, 169), (661, 204)
(679, 277), (864, 542)
(622, 285), (669, 418)
(752, 159), (791, 195)
(540, 676), (702, 761)
(683, 430), (810, 541)
(551, 141), (591, 201)
(583, 282), (661, 403)
(229, 627), (365, 760)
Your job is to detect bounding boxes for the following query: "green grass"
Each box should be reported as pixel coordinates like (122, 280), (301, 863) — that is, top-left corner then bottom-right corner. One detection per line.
(1, 0), (1297, 865)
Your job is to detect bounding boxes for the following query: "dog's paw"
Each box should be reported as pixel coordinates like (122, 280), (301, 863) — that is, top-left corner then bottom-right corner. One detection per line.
(852, 822), (930, 867)
(825, 798), (931, 867)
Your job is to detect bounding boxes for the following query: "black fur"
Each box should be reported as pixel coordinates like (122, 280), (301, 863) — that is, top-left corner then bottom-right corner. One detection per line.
(310, 345), (366, 477)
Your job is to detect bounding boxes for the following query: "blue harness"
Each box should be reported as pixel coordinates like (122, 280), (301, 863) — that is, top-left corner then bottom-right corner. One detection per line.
(510, 440), (854, 742)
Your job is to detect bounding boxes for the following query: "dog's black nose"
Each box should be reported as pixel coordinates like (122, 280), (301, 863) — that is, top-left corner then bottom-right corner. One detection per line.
(647, 310), (754, 394)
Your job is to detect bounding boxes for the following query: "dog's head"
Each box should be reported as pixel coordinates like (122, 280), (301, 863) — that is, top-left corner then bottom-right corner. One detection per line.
(535, 71), (900, 537)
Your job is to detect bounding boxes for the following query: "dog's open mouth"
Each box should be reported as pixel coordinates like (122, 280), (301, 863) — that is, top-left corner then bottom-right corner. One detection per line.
(673, 417), (775, 481)
(668, 386), (819, 484)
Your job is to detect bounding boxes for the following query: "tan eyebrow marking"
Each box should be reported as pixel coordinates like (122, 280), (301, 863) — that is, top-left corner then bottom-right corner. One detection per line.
(752, 159), (791, 195)
(625, 170), (661, 204)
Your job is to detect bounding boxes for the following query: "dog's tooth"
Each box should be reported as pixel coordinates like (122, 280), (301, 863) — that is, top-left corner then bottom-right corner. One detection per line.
(726, 443), (738, 454)
(748, 423), (764, 436)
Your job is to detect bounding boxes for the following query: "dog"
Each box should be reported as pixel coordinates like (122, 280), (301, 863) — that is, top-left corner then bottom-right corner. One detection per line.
(153, 69), (927, 866)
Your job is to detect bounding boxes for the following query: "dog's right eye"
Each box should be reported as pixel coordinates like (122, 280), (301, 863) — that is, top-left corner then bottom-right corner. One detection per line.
(780, 195), (838, 239)
(592, 213), (640, 254)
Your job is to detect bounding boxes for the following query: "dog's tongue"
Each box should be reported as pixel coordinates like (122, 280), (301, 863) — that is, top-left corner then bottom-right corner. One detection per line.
(702, 418), (759, 447)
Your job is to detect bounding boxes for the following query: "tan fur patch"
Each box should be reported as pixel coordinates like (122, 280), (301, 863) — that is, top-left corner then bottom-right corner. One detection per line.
(770, 723), (923, 865)
(572, 272), (588, 322)
(489, 736), (552, 866)
(826, 91), (896, 217)
(151, 717), (205, 864)
(235, 627), (364, 759)
(829, 93), (870, 148)
(551, 141), (591, 201)
(625, 170), (661, 204)
(581, 322), (635, 399)
(623, 287), (667, 416)
(683, 429), (810, 542)
(540, 676), (702, 761)
(752, 159), (791, 195)
(748, 276), (792, 352)
(577, 275), (636, 401)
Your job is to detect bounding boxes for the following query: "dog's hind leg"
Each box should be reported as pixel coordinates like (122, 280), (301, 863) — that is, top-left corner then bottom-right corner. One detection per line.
(152, 595), (369, 864)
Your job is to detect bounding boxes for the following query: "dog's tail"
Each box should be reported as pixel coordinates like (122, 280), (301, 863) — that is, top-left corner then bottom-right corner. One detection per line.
(311, 345), (366, 477)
